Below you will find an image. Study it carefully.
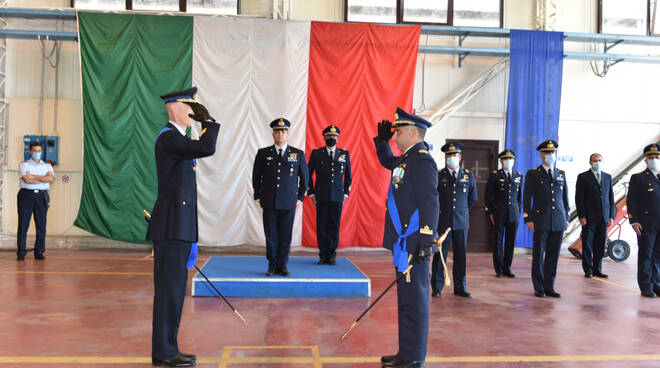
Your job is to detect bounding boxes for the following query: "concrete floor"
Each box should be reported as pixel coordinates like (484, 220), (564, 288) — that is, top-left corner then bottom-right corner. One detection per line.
(0, 248), (658, 367)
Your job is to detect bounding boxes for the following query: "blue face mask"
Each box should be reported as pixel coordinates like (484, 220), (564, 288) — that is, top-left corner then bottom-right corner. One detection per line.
(447, 156), (460, 169)
(502, 159), (514, 170)
(31, 152), (42, 161)
(591, 162), (601, 171)
(544, 154), (556, 166)
(648, 158), (660, 171)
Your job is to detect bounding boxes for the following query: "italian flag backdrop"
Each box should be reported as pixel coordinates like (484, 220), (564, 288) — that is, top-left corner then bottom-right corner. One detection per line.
(74, 12), (420, 248)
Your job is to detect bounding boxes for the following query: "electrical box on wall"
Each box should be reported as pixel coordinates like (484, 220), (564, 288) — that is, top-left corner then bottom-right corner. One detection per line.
(23, 135), (59, 166)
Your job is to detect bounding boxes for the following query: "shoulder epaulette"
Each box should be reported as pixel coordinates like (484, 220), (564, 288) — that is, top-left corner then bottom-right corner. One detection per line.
(491, 170), (497, 174)
(418, 149), (428, 154)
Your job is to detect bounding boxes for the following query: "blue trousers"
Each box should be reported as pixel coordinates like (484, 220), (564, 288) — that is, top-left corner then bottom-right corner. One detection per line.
(152, 240), (191, 360)
(16, 189), (49, 257)
(263, 208), (295, 269)
(637, 229), (660, 293)
(531, 230), (562, 293)
(580, 222), (607, 275)
(493, 222), (518, 275)
(316, 200), (343, 260)
(397, 258), (430, 362)
(431, 229), (468, 292)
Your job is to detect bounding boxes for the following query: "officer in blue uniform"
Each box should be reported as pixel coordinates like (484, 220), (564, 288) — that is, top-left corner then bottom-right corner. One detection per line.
(575, 153), (615, 278)
(523, 140), (569, 298)
(17, 141), (55, 261)
(374, 108), (438, 368)
(627, 143), (660, 298)
(431, 142), (477, 298)
(308, 125), (352, 265)
(253, 118), (309, 276)
(147, 87), (220, 367)
(485, 149), (522, 278)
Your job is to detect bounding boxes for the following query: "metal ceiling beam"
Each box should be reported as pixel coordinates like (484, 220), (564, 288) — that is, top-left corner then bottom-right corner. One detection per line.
(0, 8), (76, 19)
(0, 29), (77, 41)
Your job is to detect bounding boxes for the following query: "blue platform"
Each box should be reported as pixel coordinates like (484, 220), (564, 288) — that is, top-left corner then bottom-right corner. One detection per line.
(192, 256), (370, 298)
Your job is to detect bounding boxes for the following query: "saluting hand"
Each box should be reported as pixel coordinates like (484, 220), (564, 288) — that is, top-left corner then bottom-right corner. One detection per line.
(187, 102), (216, 123)
(376, 120), (393, 141)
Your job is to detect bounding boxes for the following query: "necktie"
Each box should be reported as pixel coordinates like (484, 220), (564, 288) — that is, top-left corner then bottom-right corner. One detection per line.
(507, 172), (511, 181)
(452, 171), (457, 180)
(548, 168), (552, 178)
(329, 150), (333, 161)
(278, 148), (283, 158)
(596, 172), (600, 185)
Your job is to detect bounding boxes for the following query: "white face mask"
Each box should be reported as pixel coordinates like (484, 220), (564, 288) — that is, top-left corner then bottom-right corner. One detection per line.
(502, 159), (514, 170)
(447, 156), (460, 169)
(648, 158), (660, 171)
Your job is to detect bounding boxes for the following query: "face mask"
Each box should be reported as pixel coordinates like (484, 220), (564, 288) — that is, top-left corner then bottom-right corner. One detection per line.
(591, 162), (601, 171)
(648, 158), (660, 171)
(31, 152), (42, 161)
(502, 159), (514, 170)
(325, 138), (337, 147)
(447, 156), (460, 169)
(544, 154), (556, 166)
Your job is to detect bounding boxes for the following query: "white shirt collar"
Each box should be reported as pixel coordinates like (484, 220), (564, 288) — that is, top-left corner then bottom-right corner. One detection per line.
(503, 168), (512, 174)
(591, 169), (601, 175)
(169, 121), (187, 136)
(275, 143), (288, 153)
(326, 147), (335, 154)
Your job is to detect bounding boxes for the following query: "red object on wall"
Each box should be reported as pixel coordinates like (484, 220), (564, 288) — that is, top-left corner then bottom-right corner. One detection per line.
(303, 21), (421, 248)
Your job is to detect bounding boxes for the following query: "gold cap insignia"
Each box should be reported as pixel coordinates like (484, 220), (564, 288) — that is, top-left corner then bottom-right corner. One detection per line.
(650, 145), (658, 152)
(330, 127), (336, 133)
(278, 119), (285, 126)
(548, 142), (554, 148)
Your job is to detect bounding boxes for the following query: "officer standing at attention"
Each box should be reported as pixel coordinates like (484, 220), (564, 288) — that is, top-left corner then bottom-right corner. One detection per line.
(485, 149), (522, 278)
(431, 142), (477, 298)
(308, 125), (352, 265)
(253, 118), (309, 276)
(627, 143), (660, 298)
(374, 107), (438, 368)
(575, 153), (615, 278)
(17, 141), (54, 261)
(147, 87), (220, 367)
(523, 140), (569, 298)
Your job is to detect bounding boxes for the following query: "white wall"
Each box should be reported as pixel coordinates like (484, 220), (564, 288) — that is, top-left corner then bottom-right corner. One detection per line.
(1, 0), (658, 250)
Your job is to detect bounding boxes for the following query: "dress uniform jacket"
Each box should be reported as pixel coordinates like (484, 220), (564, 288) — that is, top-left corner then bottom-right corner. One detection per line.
(628, 168), (660, 230)
(523, 166), (570, 231)
(485, 169), (522, 226)
(147, 121), (220, 242)
(375, 138), (438, 362)
(437, 167), (477, 231)
(575, 170), (615, 224)
(307, 147), (351, 202)
(253, 145), (308, 209)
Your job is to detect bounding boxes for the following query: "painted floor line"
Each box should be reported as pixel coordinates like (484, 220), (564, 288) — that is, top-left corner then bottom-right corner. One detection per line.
(2, 354), (660, 364)
(593, 276), (639, 292)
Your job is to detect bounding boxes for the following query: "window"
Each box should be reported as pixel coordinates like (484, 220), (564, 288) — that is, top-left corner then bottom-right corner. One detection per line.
(346, 0), (397, 24)
(73, 0), (239, 15)
(346, 0), (503, 27)
(598, 0), (650, 35)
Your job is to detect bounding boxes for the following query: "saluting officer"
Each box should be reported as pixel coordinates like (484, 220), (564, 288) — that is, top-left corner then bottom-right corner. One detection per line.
(485, 149), (522, 278)
(374, 108), (438, 368)
(308, 125), (352, 265)
(253, 118), (309, 277)
(431, 142), (477, 298)
(523, 140), (569, 298)
(627, 143), (660, 298)
(147, 87), (220, 367)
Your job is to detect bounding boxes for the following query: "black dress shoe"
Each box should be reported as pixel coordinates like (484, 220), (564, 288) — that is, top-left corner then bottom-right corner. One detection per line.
(34, 253), (46, 260)
(454, 289), (472, 298)
(179, 353), (196, 361)
(641, 290), (657, 298)
(534, 291), (545, 298)
(266, 265), (275, 276)
(152, 355), (195, 367)
(382, 355), (424, 367)
(317, 259), (326, 265)
(594, 272), (608, 278)
(431, 290), (441, 297)
(545, 290), (561, 298)
(278, 266), (290, 276)
(328, 258), (336, 265)
(496, 273), (504, 278)
(504, 273), (516, 278)
(584, 273), (592, 278)
(381, 353), (399, 363)
(17, 255), (25, 261)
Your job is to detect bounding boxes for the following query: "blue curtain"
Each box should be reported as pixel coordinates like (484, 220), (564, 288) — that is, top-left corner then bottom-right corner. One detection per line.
(505, 30), (564, 248)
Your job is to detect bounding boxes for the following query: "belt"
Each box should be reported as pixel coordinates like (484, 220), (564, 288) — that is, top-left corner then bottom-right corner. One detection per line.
(21, 189), (48, 193)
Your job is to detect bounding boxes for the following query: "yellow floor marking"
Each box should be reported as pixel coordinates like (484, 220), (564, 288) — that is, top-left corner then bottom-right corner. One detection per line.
(1, 354), (660, 365)
(593, 276), (639, 292)
(218, 345), (318, 368)
(0, 270), (153, 276)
